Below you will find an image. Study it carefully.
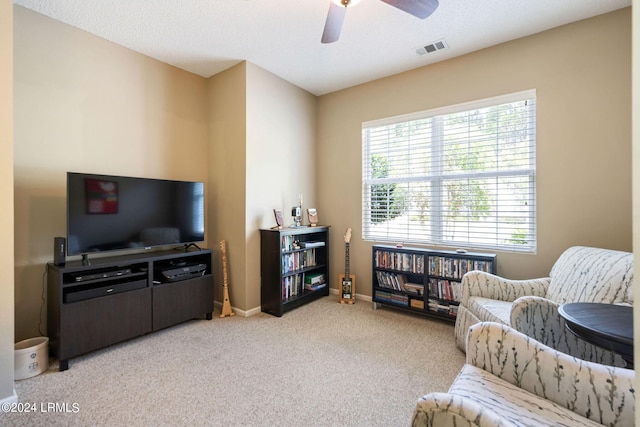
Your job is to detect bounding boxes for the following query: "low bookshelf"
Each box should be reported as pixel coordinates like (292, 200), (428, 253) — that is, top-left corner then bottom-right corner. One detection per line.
(260, 226), (330, 316)
(372, 245), (496, 321)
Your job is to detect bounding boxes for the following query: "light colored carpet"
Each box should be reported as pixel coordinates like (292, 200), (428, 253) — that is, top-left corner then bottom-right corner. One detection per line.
(4, 296), (465, 426)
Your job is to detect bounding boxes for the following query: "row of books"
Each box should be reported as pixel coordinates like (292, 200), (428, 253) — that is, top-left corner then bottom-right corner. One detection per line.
(427, 298), (458, 317)
(282, 248), (318, 274)
(428, 256), (493, 279)
(375, 271), (424, 296)
(374, 250), (425, 274)
(375, 271), (461, 302)
(374, 290), (409, 307)
(428, 279), (462, 302)
(281, 235), (299, 252)
(281, 272), (327, 300)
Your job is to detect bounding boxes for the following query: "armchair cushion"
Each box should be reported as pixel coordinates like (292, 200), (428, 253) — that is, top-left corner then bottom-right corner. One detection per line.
(414, 322), (635, 427)
(464, 297), (512, 325)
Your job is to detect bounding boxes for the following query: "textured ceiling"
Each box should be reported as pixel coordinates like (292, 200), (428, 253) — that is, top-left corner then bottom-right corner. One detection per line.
(13, 0), (631, 95)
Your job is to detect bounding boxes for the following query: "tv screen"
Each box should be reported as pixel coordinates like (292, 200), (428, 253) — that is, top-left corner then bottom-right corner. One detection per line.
(67, 172), (205, 256)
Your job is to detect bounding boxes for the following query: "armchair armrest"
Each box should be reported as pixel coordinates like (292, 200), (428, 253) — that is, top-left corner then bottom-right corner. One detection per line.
(511, 297), (626, 367)
(510, 295), (562, 343)
(412, 392), (516, 427)
(466, 322), (635, 426)
(460, 271), (550, 306)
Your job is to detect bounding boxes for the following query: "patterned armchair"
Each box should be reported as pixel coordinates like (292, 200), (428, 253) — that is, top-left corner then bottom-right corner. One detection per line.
(413, 322), (635, 427)
(454, 246), (633, 367)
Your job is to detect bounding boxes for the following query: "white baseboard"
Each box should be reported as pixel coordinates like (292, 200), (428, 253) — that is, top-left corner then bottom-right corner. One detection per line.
(213, 289), (372, 318)
(242, 306), (262, 317)
(213, 301), (261, 318)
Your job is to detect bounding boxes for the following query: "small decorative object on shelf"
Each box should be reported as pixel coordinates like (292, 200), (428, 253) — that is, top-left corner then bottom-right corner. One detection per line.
(291, 206), (302, 227)
(219, 240), (235, 318)
(307, 208), (318, 226)
(290, 193), (303, 227)
(339, 228), (356, 304)
(273, 209), (284, 229)
(260, 226), (330, 316)
(372, 244), (495, 321)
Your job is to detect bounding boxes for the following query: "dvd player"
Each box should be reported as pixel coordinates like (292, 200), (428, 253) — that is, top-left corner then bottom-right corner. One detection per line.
(158, 263), (207, 282)
(71, 268), (132, 282)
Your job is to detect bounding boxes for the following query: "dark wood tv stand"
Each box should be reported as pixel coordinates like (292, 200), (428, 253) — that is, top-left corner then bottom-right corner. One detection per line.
(47, 248), (213, 371)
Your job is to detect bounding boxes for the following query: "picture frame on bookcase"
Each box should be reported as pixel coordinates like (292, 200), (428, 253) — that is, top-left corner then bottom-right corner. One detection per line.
(273, 209), (284, 229)
(307, 208), (318, 226)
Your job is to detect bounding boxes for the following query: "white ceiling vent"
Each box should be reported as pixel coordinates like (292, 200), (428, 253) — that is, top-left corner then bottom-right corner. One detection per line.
(416, 38), (447, 56)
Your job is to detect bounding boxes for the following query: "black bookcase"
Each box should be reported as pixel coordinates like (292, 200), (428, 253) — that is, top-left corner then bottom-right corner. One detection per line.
(372, 245), (496, 321)
(47, 248), (213, 370)
(260, 226), (330, 316)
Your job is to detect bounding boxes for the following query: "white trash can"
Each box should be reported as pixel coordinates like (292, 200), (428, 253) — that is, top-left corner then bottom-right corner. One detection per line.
(14, 337), (49, 380)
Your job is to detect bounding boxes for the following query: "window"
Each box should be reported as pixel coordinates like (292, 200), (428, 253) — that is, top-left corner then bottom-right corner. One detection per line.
(362, 90), (536, 252)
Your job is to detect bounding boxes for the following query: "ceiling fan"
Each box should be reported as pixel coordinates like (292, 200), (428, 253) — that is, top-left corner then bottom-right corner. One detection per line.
(321, 0), (439, 44)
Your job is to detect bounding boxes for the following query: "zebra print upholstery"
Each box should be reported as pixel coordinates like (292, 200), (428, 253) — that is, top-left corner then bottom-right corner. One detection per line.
(454, 246), (633, 367)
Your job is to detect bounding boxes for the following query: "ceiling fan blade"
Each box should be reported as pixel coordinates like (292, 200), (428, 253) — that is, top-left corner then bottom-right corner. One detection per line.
(380, 0), (439, 19)
(321, 2), (347, 44)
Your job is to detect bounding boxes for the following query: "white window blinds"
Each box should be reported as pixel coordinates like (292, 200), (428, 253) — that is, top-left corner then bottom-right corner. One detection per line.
(362, 90), (536, 252)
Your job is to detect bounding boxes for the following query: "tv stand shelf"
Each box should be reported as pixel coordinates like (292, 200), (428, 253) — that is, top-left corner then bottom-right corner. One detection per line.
(48, 248), (213, 371)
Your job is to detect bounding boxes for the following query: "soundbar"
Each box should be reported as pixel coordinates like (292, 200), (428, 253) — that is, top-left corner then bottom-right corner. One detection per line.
(71, 268), (132, 282)
(158, 263), (207, 283)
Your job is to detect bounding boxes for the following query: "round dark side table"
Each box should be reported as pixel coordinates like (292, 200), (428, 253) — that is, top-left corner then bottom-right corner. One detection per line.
(558, 302), (633, 368)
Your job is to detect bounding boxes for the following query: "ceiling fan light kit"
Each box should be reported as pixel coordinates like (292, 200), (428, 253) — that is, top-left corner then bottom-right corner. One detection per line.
(322, 0), (440, 44)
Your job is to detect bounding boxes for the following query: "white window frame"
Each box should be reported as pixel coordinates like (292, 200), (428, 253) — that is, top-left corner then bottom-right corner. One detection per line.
(362, 90), (537, 253)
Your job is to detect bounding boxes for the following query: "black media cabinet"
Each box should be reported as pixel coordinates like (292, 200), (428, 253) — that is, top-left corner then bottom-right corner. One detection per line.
(47, 248), (213, 371)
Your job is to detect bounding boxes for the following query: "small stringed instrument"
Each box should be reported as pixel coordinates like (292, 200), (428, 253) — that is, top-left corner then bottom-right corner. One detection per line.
(219, 240), (235, 318)
(339, 228), (356, 304)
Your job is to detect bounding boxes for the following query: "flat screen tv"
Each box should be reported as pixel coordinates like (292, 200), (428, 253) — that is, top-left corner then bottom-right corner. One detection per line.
(67, 172), (205, 256)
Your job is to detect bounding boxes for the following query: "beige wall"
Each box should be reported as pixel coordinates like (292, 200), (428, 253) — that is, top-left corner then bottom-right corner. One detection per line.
(245, 62), (317, 310)
(13, 7), (210, 340)
(1, 0), (15, 402)
(208, 62), (317, 313)
(13, 6), (319, 338)
(207, 63), (248, 311)
(318, 8), (632, 292)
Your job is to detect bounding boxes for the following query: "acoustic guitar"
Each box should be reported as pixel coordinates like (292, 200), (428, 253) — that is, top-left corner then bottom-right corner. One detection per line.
(219, 240), (235, 318)
(339, 228), (356, 304)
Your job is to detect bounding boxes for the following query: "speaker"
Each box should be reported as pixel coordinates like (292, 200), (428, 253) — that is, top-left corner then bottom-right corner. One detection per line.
(54, 237), (66, 266)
